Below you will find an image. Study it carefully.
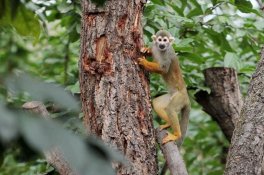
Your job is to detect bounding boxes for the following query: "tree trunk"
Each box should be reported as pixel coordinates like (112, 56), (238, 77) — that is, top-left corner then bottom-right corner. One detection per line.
(195, 67), (242, 141)
(79, 1), (158, 175)
(224, 48), (264, 175)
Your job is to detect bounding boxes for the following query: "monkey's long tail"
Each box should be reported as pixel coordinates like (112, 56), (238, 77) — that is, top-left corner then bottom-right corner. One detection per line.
(177, 104), (190, 147)
(160, 105), (190, 175)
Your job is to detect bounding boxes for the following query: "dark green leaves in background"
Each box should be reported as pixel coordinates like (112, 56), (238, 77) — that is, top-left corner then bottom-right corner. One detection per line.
(144, 0), (263, 95)
(0, 0), (41, 39)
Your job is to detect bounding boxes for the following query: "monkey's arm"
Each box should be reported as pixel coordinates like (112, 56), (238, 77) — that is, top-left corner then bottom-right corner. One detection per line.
(138, 57), (164, 74)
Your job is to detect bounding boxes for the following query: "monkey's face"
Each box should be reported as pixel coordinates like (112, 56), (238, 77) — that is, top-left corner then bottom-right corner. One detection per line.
(152, 35), (175, 52)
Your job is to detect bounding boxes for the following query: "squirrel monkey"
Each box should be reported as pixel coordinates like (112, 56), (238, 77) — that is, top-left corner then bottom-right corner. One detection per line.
(138, 30), (190, 145)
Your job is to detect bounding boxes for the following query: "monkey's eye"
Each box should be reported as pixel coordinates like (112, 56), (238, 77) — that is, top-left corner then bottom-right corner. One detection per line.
(163, 38), (167, 42)
(158, 38), (162, 42)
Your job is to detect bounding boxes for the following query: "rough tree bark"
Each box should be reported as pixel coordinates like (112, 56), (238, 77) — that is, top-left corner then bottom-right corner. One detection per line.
(195, 68), (243, 141)
(224, 48), (264, 175)
(79, 1), (158, 174)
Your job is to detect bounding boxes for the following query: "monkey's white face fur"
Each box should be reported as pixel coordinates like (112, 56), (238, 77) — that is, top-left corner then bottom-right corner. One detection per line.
(152, 35), (175, 51)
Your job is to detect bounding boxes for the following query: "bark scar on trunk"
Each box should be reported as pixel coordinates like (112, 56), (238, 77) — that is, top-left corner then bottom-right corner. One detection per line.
(82, 35), (113, 75)
(96, 35), (107, 62)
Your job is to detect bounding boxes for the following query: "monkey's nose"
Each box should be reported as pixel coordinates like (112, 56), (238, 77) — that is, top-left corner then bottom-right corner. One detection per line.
(159, 44), (165, 49)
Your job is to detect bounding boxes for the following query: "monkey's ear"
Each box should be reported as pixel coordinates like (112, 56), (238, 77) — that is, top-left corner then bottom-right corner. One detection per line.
(151, 35), (156, 41)
(169, 36), (175, 43)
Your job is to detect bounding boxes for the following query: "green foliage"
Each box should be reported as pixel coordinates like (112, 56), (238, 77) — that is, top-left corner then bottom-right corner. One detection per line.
(0, 0), (41, 39)
(1, 155), (54, 175)
(144, 0), (263, 94)
(224, 52), (241, 70)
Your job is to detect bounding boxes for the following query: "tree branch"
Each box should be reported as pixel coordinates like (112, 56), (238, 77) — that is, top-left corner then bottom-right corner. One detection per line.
(156, 129), (188, 175)
(22, 101), (77, 175)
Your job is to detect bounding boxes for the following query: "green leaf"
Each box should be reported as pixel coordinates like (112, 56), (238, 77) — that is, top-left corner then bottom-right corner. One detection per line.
(0, 0), (41, 39)
(220, 33), (233, 52)
(174, 45), (193, 52)
(167, 2), (184, 16)
(143, 4), (155, 16)
(151, 0), (165, 5)
(187, 8), (204, 18)
(180, 53), (204, 64)
(212, 0), (218, 5)
(254, 20), (264, 30)
(190, 0), (203, 12)
(174, 38), (194, 52)
(69, 28), (80, 42)
(234, 0), (261, 15)
(179, 0), (188, 9)
(224, 52), (241, 70)
(66, 81), (80, 94)
(57, 2), (74, 13)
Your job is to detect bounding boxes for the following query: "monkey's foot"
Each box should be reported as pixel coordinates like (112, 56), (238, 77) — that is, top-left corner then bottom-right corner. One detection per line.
(162, 132), (181, 144)
(140, 47), (151, 54)
(159, 123), (170, 131)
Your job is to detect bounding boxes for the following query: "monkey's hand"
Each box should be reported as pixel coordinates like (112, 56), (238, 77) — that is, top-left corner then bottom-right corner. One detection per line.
(140, 47), (152, 56)
(138, 56), (147, 65)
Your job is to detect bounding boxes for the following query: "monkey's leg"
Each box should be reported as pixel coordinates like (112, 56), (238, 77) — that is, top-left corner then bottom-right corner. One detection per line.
(162, 109), (181, 144)
(162, 93), (185, 144)
(153, 94), (171, 130)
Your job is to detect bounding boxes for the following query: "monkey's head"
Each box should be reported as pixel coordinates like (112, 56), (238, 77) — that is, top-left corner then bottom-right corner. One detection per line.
(152, 30), (175, 51)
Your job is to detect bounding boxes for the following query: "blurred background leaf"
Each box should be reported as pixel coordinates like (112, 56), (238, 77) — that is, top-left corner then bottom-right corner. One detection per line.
(0, 0), (41, 39)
